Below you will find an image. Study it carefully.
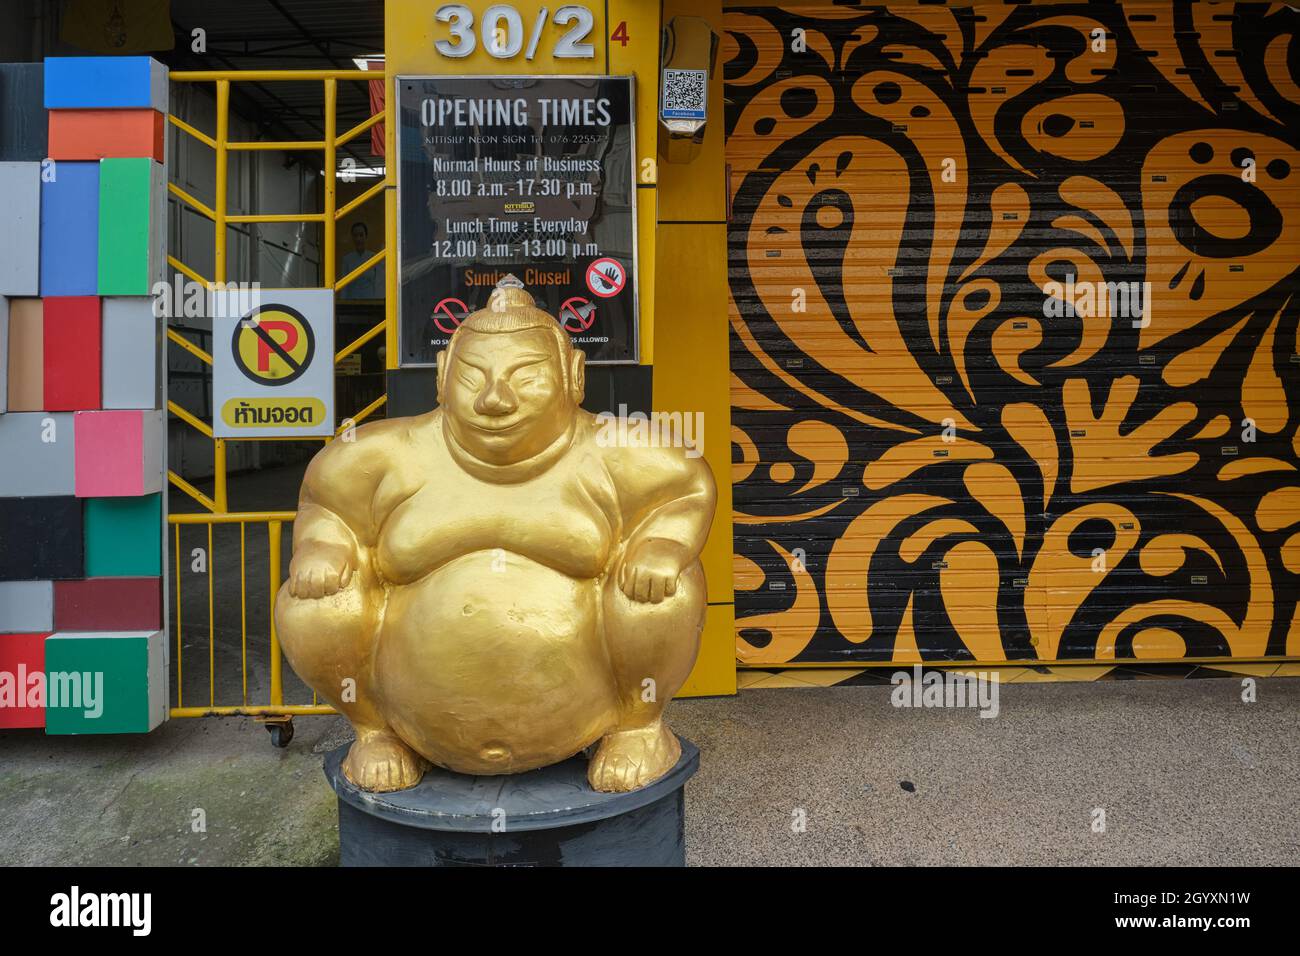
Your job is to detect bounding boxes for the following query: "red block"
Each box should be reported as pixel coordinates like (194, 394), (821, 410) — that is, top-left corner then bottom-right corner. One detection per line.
(0, 632), (48, 728)
(48, 109), (165, 163)
(54, 577), (161, 631)
(43, 296), (101, 411)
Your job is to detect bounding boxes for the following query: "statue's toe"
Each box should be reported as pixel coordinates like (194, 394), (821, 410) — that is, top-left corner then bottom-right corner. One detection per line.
(587, 721), (681, 793)
(342, 732), (429, 792)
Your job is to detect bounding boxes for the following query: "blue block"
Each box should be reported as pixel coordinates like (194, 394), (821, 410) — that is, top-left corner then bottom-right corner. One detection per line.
(40, 161), (99, 296)
(43, 57), (168, 112)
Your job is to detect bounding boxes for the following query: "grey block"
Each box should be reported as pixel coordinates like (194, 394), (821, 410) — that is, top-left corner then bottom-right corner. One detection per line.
(0, 163), (40, 295)
(0, 294), (8, 413)
(0, 580), (54, 631)
(152, 59), (170, 115)
(149, 160), (167, 288)
(102, 297), (161, 409)
(140, 408), (165, 493)
(147, 626), (166, 730)
(0, 64), (47, 162)
(0, 412), (76, 496)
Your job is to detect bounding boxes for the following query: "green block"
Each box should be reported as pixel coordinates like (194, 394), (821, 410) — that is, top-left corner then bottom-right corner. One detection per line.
(44, 630), (166, 734)
(97, 157), (164, 295)
(84, 493), (161, 576)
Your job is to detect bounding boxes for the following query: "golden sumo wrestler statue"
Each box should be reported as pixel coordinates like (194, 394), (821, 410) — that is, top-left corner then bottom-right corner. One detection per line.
(275, 276), (715, 794)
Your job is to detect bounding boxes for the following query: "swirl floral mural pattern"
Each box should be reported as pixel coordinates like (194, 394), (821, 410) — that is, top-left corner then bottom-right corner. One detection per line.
(725, 2), (1300, 664)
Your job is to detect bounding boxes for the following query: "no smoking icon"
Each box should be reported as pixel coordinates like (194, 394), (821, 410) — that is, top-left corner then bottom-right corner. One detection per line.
(432, 296), (468, 335)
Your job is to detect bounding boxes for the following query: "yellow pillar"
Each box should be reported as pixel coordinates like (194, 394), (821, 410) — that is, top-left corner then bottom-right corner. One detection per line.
(654, 0), (735, 696)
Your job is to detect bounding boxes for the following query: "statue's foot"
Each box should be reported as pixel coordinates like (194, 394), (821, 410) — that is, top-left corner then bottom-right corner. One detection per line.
(587, 720), (681, 793)
(342, 731), (430, 793)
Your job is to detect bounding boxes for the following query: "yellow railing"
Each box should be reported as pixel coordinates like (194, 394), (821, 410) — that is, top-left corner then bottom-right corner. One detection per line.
(169, 511), (332, 719)
(165, 70), (389, 722)
(169, 512), (335, 712)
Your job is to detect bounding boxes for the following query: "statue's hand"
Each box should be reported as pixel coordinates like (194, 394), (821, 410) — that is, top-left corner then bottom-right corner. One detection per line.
(288, 544), (355, 599)
(618, 538), (689, 604)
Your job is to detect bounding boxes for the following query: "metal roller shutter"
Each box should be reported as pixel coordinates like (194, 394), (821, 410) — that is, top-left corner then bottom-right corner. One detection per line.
(724, 2), (1300, 665)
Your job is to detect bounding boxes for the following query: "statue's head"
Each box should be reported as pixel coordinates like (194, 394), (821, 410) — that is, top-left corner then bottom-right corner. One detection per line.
(437, 276), (585, 466)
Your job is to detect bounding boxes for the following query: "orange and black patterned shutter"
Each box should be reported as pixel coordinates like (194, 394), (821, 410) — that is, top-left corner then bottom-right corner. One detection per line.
(724, 2), (1300, 665)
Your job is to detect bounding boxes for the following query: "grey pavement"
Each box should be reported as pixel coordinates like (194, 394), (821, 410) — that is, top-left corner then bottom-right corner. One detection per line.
(1, 676), (1296, 866)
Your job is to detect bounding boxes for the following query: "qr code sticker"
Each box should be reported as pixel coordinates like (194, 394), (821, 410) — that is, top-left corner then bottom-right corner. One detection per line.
(661, 69), (708, 120)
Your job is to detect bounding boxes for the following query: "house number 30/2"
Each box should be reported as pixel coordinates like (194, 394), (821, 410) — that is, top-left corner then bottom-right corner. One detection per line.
(434, 4), (597, 60)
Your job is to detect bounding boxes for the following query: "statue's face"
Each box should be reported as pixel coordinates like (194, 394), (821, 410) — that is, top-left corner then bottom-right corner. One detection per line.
(440, 328), (576, 465)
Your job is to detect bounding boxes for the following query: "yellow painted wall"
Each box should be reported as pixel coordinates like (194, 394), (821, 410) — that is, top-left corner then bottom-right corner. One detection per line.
(654, 0), (735, 696)
(657, 223), (736, 696)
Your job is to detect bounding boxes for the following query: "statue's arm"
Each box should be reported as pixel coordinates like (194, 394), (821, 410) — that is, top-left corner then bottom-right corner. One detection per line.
(286, 428), (396, 599)
(607, 447), (717, 603)
(287, 500), (360, 598)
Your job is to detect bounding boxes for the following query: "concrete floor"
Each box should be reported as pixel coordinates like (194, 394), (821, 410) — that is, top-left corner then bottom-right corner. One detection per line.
(2, 676), (1296, 866)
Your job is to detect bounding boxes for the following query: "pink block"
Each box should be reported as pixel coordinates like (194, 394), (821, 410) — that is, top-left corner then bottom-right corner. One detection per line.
(73, 409), (163, 497)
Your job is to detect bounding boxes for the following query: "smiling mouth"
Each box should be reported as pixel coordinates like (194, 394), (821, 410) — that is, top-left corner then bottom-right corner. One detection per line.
(470, 418), (527, 434)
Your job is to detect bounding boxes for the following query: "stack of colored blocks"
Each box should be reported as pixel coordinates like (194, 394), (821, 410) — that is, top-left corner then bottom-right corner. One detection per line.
(0, 56), (169, 735)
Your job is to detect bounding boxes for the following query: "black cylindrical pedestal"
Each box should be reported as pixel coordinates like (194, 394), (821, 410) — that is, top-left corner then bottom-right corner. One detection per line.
(325, 738), (698, 867)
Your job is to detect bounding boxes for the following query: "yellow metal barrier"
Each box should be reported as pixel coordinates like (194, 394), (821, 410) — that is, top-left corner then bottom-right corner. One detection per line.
(164, 69), (390, 723)
(169, 511), (334, 720)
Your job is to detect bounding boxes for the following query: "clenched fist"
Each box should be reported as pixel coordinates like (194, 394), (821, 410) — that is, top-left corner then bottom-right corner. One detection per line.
(288, 543), (355, 599)
(618, 538), (689, 604)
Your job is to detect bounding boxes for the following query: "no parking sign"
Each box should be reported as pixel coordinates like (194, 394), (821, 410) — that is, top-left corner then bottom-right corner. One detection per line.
(211, 288), (334, 438)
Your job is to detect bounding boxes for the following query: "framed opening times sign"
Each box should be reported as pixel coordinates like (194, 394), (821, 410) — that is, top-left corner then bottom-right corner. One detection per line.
(397, 74), (639, 366)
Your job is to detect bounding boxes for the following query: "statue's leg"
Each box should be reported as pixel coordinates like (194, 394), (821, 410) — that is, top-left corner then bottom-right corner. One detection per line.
(589, 561), (705, 792)
(275, 556), (429, 792)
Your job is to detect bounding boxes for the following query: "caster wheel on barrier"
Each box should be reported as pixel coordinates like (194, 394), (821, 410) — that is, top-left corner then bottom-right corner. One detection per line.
(265, 718), (294, 748)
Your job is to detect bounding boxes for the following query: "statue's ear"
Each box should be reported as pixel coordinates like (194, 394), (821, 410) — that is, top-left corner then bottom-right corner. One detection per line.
(436, 348), (447, 404)
(570, 350), (585, 403)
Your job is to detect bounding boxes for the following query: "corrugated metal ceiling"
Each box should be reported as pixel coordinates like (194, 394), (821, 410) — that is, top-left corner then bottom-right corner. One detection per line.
(164, 0), (386, 163)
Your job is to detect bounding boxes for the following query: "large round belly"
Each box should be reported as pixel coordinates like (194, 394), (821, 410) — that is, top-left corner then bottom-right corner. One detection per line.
(375, 550), (618, 774)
